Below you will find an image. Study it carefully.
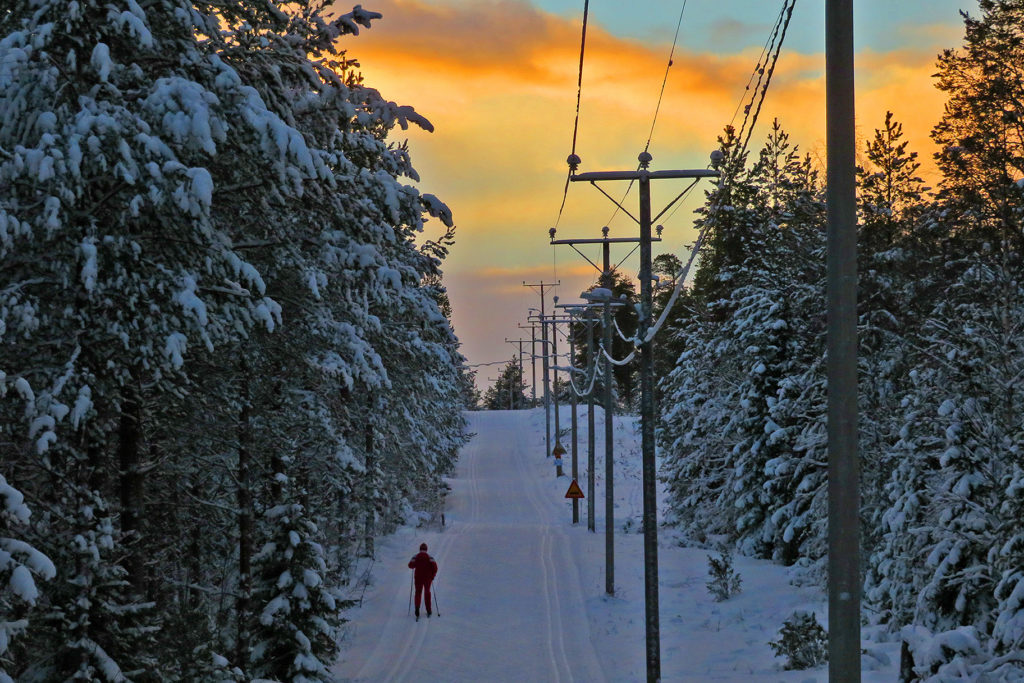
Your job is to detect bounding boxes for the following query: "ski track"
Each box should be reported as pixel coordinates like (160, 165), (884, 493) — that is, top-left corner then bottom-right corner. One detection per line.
(513, 420), (572, 682)
(334, 410), (605, 682)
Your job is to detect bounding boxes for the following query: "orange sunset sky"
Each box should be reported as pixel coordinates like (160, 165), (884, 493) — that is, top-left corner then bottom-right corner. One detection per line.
(338, 0), (974, 389)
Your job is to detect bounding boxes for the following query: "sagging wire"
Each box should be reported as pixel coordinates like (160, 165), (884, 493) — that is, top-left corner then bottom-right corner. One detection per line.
(607, 0), (798, 356)
(644, 0), (688, 155)
(613, 313), (638, 344)
(467, 359), (521, 368)
(661, 0), (794, 230)
(735, 0), (795, 156)
(554, 0), (590, 229)
(565, 350), (602, 398)
(603, 0), (689, 228)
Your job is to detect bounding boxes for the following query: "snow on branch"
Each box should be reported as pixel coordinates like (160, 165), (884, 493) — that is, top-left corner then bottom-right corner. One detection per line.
(332, 6), (384, 37)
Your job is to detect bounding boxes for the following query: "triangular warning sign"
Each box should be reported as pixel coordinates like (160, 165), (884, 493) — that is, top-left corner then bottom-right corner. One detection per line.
(564, 479), (584, 499)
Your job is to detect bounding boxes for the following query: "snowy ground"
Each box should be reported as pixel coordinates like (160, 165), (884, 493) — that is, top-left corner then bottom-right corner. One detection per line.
(333, 407), (900, 682)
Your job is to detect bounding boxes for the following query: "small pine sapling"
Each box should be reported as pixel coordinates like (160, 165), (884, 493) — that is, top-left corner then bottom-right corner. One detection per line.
(706, 548), (743, 601)
(769, 610), (828, 670)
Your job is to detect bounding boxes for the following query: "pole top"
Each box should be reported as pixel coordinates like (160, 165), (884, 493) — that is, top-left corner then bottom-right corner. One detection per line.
(638, 151), (653, 168)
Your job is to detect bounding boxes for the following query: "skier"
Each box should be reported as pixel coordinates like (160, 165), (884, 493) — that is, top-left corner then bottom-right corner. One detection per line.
(408, 542), (438, 621)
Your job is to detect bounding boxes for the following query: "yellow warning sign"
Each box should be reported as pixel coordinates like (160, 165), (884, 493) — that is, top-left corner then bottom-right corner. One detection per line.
(564, 479), (584, 499)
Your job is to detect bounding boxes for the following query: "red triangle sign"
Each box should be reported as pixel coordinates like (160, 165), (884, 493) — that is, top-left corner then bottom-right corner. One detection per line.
(564, 479), (584, 499)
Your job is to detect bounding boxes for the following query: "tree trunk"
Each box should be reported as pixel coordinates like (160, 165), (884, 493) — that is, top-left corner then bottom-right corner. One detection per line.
(118, 382), (146, 593)
(236, 367), (253, 668)
(363, 393), (374, 558)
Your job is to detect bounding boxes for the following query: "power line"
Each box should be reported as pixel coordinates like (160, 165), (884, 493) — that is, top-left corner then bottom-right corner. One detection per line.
(604, 0), (689, 229)
(554, 0), (591, 229)
(643, 0), (688, 154)
(550, 0), (799, 370)
(596, 0), (799, 361)
(736, 0), (796, 156)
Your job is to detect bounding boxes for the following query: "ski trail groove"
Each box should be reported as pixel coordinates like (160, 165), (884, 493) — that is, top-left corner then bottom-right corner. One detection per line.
(335, 410), (607, 682)
(364, 527), (455, 682)
(514, 417), (573, 682)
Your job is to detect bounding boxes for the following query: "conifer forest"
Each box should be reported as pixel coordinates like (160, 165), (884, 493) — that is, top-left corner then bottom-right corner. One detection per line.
(1, 0), (1023, 680)
(0, 1), (469, 679)
(657, 2), (1024, 676)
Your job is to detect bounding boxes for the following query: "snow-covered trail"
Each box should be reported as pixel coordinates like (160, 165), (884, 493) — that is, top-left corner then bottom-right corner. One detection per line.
(336, 407), (901, 682)
(334, 410), (606, 683)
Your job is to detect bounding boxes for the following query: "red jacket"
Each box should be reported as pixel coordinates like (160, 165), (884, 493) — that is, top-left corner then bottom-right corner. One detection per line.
(408, 551), (438, 583)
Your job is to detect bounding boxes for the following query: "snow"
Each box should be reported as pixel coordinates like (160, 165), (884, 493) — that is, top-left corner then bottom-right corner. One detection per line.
(90, 42), (112, 82)
(333, 408), (901, 681)
(70, 384), (92, 428)
(8, 565), (38, 603)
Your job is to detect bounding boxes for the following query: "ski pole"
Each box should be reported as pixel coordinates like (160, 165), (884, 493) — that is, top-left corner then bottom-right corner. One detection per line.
(432, 582), (441, 617)
(408, 572), (413, 616)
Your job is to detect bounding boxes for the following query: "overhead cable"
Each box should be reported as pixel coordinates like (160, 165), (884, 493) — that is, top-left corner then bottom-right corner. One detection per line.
(604, 0), (689, 228)
(554, 0), (590, 228)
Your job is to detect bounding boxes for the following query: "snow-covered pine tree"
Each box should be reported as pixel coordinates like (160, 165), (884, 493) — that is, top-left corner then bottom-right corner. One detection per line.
(483, 358), (527, 410)
(854, 112), (938, 632)
(2, 0), (469, 675)
(250, 498), (340, 683)
(659, 128), (754, 544)
(178, 0), (467, 667)
(42, 487), (159, 681)
(0, 0), (354, 671)
(659, 122), (827, 564)
(891, 257), (1024, 677)
(879, 1), (1024, 676)
(0, 474), (55, 683)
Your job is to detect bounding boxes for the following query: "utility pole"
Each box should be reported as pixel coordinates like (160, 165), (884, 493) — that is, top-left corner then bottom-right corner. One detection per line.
(585, 309), (597, 531)
(555, 305), (582, 523)
(550, 304), (562, 472)
(568, 320), (578, 523)
(558, 301), (609, 533)
(524, 281), (559, 459)
(552, 226), (641, 595)
(826, 1), (860, 680)
(571, 155), (719, 683)
(540, 310), (577, 479)
(600, 265), (615, 597)
(519, 321), (539, 405)
(506, 337), (531, 408)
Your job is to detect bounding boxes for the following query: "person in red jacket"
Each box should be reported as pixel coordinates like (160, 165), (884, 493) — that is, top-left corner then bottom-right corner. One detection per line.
(408, 542), (438, 620)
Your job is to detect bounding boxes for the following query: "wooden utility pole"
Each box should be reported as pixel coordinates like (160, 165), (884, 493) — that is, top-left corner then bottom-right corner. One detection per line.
(571, 156), (718, 683)
(826, 0), (861, 680)
(557, 301), (614, 534)
(550, 228), (640, 595)
(518, 322), (539, 405)
(524, 281), (559, 458)
(506, 337), (532, 408)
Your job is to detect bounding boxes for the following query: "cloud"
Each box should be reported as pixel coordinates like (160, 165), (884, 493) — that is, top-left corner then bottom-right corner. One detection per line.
(339, 1), (958, 367)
